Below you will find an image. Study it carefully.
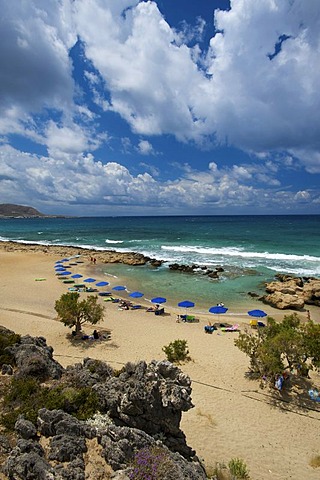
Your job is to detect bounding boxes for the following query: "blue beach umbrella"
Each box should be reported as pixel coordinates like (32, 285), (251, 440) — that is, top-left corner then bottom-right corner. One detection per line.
(71, 274), (83, 279)
(112, 285), (126, 291)
(248, 309), (267, 318)
(209, 306), (229, 315)
(178, 300), (195, 318)
(96, 281), (109, 287)
(178, 300), (195, 309)
(129, 291), (144, 298)
(58, 271), (72, 276)
(55, 267), (66, 271)
(151, 297), (167, 304)
(84, 277), (96, 283)
(209, 305), (228, 324)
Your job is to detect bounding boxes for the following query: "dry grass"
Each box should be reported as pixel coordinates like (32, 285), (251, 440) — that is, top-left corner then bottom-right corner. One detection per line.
(310, 455), (320, 468)
(196, 408), (217, 427)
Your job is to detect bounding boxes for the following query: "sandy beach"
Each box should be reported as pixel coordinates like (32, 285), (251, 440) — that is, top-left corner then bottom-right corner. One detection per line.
(0, 245), (319, 480)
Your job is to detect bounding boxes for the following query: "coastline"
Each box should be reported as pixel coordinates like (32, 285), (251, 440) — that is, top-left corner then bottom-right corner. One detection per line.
(0, 240), (318, 322)
(0, 244), (320, 479)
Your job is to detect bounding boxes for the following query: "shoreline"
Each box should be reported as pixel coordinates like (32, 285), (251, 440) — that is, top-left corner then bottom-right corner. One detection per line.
(0, 240), (318, 323)
(0, 246), (320, 479)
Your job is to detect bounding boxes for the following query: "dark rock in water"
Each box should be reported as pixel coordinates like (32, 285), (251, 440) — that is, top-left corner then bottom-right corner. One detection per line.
(248, 291), (260, 298)
(149, 258), (163, 268)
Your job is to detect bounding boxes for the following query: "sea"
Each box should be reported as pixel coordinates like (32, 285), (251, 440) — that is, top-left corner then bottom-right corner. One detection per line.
(1, 215), (319, 313)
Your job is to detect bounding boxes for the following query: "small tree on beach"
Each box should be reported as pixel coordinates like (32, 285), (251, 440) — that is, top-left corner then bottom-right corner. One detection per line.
(234, 314), (320, 383)
(55, 292), (105, 334)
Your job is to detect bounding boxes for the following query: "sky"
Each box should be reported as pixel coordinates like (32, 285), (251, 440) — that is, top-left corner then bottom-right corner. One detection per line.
(0, 0), (320, 216)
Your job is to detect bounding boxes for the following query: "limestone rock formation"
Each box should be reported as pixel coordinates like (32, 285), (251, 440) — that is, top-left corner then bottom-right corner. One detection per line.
(263, 275), (320, 310)
(1, 329), (207, 479)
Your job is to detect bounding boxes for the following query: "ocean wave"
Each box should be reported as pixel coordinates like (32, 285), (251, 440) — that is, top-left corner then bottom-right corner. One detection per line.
(161, 245), (320, 263)
(105, 239), (123, 244)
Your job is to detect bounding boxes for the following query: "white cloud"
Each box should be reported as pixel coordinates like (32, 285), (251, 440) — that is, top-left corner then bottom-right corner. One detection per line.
(0, 0), (76, 129)
(136, 140), (155, 155)
(73, 0), (320, 171)
(0, 0), (319, 215)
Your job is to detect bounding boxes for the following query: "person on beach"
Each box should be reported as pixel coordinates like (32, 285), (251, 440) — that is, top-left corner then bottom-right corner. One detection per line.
(93, 329), (99, 339)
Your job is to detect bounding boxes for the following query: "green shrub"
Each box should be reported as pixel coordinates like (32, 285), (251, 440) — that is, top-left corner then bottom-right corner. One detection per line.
(228, 458), (250, 479)
(1, 377), (100, 431)
(162, 339), (190, 363)
(0, 333), (20, 366)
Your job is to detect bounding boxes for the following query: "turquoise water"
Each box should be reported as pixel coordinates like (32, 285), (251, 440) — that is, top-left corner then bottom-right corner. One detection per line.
(1, 215), (319, 311)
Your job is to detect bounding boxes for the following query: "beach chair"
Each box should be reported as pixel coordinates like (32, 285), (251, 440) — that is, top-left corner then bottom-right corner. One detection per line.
(204, 325), (216, 333)
(155, 307), (165, 315)
(185, 315), (199, 323)
(250, 319), (258, 329)
(221, 324), (240, 332)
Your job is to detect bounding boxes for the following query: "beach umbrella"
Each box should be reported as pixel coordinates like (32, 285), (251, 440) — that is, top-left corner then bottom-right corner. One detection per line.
(96, 281), (109, 287)
(83, 277), (96, 283)
(55, 267), (66, 271)
(178, 300), (195, 319)
(58, 271), (72, 276)
(209, 306), (229, 315)
(151, 297), (167, 304)
(112, 285), (126, 291)
(178, 300), (195, 309)
(129, 291), (144, 298)
(209, 305), (228, 325)
(71, 274), (83, 279)
(247, 309), (267, 318)
(248, 309), (267, 327)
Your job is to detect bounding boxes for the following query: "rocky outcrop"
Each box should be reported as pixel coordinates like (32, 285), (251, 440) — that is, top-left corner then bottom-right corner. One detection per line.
(169, 263), (224, 279)
(0, 241), (159, 267)
(8, 334), (64, 380)
(3, 409), (206, 480)
(262, 275), (320, 310)
(1, 329), (206, 479)
(67, 359), (194, 458)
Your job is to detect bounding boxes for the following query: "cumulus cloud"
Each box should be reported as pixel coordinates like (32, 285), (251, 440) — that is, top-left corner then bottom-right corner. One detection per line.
(0, 143), (318, 214)
(136, 140), (155, 155)
(72, 0), (320, 170)
(0, 0), (319, 214)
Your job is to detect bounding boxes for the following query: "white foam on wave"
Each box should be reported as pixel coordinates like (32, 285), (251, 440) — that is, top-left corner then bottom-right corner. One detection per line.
(105, 239), (123, 244)
(161, 245), (320, 263)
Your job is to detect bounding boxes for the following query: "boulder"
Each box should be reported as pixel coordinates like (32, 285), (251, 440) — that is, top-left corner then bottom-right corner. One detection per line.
(263, 292), (305, 310)
(264, 276), (320, 310)
(303, 279), (320, 306)
(8, 335), (64, 381)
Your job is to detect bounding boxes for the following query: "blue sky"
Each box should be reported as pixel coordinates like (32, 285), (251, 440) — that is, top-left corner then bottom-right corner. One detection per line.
(0, 0), (319, 216)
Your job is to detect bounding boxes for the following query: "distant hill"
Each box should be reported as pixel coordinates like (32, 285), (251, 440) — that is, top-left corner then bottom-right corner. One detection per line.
(0, 204), (51, 218)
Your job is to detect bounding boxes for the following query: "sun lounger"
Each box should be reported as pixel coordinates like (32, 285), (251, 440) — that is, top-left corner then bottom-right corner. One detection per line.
(221, 324), (240, 332)
(98, 292), (112, 296)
